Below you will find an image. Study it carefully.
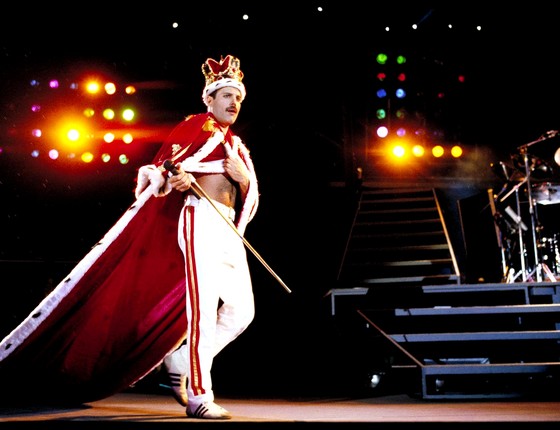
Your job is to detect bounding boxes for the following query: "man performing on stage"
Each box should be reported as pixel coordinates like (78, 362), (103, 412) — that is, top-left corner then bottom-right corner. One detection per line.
(136, 54), (259, 419)
(0, 55), (261, 420)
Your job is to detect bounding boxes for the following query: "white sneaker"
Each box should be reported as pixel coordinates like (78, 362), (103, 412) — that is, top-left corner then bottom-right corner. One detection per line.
(186, 401), (232, 420)
(163, 353), (188, 407)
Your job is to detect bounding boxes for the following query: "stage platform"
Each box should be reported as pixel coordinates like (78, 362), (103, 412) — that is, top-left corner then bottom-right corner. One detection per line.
(1, 390), (560, 426)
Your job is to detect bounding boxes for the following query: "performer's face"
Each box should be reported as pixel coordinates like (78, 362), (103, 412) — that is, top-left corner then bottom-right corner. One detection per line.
(207, 87), (242, 127)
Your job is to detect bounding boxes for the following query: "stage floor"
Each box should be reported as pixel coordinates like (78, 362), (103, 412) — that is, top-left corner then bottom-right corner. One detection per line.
(1, 390), (560, 426)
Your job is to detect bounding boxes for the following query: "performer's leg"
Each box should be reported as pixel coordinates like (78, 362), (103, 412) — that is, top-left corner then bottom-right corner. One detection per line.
(176, 197), (253, 419)
(163, 344), (188, 406)
(179, 199), (225, 405)
(164, 237), (253, 405)
(214, 235), (255, 356)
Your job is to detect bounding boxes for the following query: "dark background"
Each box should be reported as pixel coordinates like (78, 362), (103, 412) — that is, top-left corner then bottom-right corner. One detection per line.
(2, 2), (560, 397)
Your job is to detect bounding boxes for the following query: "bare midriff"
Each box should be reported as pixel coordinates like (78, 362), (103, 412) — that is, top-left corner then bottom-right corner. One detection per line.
(195, 173), (237, 208)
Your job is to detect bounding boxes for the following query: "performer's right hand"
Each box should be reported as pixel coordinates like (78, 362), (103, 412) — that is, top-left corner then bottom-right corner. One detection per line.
(168, 163), (193, 192)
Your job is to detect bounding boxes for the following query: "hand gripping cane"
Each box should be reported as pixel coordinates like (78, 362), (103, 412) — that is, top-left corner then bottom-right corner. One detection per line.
(163, 160), (291, 293)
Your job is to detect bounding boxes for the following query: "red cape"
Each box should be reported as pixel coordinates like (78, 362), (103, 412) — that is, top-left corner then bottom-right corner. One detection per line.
(0, 113), (258, 404)
(0, 189), (187, 404)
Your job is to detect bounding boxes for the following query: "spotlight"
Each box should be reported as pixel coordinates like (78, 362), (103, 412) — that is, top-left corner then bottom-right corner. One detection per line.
(368, 373), (382, 389)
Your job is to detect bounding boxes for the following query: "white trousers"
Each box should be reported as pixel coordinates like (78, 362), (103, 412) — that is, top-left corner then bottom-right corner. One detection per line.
(174, 195), (254, 404)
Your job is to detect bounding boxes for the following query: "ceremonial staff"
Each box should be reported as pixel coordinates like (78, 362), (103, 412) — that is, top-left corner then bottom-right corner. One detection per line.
(164, 160), (291, 294)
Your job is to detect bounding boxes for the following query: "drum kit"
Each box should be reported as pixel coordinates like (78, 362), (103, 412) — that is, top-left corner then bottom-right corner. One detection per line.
(490, 130), (560, 283)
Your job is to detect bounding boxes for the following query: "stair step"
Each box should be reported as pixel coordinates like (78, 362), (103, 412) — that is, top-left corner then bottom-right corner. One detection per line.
(348, 258), (455, 267)
(359, 206), (439, 214)
(390, 330), (560, 342)
(358, 274), (461, 284)
(355, 219), (442, 226)
(337, 187), (459, 287)
(394, 304), (560, 316)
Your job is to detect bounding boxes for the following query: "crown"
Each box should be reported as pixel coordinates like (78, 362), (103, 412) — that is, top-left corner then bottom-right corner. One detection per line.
(201, 55), (246, 106)
(202, 55), (244, 86)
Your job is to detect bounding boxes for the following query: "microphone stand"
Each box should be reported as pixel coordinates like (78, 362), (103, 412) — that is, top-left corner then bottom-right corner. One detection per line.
(487, 188), (508, 281)
(499, 178), (528, 281)
(515, 185), (529, 281)
(523, 149), (543, 281)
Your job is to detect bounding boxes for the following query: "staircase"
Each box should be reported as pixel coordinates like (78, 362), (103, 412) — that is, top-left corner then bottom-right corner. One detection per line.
(357, 283), (560, 399)
(326, 187), (560, 399)
(336, 187), (461, 289)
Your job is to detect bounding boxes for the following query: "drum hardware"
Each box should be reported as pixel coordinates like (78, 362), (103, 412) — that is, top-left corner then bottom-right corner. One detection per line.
(538, 235), (560, 277)
(532, 182), (560, 205)
(511, 153), (554, 182)
(490, 130), (560, 283)
(488, 188), (509, 280)
(490, 184), (528, 282)
(541, 261), (557, 282)
(504, 206), (528, 231)
(490, 161), (525, 183)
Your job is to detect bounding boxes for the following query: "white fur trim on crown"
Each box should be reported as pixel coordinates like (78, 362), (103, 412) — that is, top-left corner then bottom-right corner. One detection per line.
(202, 78), (246, 106)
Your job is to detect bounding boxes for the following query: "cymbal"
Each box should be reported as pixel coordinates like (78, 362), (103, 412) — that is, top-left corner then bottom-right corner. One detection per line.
(511, 153), (554, 181)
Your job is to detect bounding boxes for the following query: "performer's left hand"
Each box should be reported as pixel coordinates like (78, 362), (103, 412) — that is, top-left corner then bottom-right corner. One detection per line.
(224, 155), (249, 189)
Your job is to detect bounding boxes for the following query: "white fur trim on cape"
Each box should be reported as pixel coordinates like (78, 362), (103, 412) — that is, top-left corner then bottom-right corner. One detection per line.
(0, 188), (155, 361)
(135, 165), (171, 199)
(233, 139), (259, 236)
(172, 131), (259, 235)
(135, 131), (258, 235)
